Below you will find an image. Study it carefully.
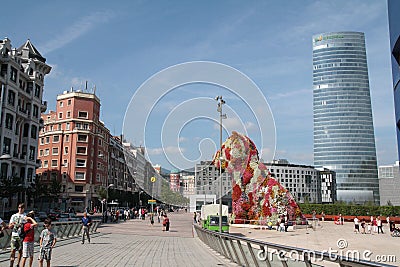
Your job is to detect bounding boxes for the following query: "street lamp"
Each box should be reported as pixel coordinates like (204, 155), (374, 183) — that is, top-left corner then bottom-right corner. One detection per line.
(215, 96), (226, 233)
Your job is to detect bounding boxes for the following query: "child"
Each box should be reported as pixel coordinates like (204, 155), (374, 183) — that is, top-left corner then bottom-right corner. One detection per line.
(38, 219), (57, 267)
(20, 211), (38, 267)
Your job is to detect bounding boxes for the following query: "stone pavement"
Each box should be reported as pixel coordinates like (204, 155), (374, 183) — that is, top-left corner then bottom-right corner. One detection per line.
(230, 220), (400, 266)
(0, 211), (238, 267)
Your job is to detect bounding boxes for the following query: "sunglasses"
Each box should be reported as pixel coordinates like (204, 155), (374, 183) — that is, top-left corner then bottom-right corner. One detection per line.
(18, 207), (24, 209)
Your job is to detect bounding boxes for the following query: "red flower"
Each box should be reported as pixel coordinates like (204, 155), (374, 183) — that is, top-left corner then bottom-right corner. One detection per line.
(232, 184), (242, 201)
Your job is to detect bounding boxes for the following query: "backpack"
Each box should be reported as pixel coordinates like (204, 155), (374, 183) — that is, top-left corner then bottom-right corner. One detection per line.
(18, 223), (32, 240)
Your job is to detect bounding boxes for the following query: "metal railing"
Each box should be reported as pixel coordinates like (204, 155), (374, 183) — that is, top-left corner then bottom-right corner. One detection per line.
(0, 220), (101, 251)
(194, 224), (396, 267)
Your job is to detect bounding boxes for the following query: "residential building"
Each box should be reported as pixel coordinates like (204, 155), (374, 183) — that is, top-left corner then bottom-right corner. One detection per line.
(170, 170), (180, 192)
(388, 0), (400, 161)
(266, 159), (324, 203)
(0, 38), (51, 212)
(312, 32), (379, 204)
(378, 161), (400, 206)
(180, 169), (195, 198)
(36, 90), (110, 212)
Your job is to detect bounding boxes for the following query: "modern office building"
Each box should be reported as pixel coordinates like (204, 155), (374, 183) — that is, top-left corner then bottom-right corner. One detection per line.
(313, 32), (379, 203)
(388, 0), (400, 161)
(378, 161), (400, 206)
(37, 90), (110, 212)
(0, 38), (51, 212)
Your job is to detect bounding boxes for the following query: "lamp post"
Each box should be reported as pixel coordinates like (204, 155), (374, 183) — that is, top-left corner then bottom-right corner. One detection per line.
(215, 96), (226, 233)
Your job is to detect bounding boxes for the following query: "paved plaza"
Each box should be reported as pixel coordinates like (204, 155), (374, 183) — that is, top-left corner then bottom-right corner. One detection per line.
(0, 211), (238, 267)
(0, 212), (399, 266)
(230, 220), (400, 266)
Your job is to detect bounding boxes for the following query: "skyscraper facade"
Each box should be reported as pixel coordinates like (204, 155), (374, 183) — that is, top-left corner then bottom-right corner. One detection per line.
(388, 0), (400, 161)
(312, 32), (379, 204)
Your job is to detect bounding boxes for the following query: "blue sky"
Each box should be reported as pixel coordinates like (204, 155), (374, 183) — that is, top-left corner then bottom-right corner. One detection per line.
(1, 0), (397, 170)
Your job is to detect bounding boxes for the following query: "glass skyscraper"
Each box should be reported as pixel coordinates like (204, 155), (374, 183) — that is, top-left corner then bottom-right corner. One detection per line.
(388, 0), (400, 161)
(312, 32), (379, 204)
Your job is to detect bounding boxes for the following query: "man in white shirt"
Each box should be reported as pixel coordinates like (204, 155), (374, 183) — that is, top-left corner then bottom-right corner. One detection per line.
(8, 203), (26, 267)
(354, 216), (360, 233)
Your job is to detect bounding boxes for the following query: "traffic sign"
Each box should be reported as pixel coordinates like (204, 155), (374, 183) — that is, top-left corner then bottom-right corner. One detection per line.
(150, 176), (156, 183)
(148, 199), (156, 204)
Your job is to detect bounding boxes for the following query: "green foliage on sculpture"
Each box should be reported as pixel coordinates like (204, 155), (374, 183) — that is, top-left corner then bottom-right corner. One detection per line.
(213, 131), (303, 224)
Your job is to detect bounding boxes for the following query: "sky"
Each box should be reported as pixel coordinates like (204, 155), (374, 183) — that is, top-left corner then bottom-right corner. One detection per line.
(1, 0), (397, 170)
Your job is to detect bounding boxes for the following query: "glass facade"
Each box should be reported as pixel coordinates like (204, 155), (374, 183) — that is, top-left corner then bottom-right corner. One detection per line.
(312, 32), (379, 203)
(388, 0), (400, 161)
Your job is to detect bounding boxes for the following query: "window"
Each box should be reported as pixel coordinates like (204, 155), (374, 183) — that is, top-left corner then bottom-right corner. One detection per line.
(76, 159), (86, 167)
(83, 123), (89, 130)
(39, 150), (43, 156)
(66, 123), (70, 130)
(10, 67), (17, 82)
(34, 84), (40, 97)
(78, 134), (87, 142)
(58, 112), (62, 119)
(52, 147), (59, 155)
(44, 148), (49, 156)
(76, 122), (81, 129)
(66, 111), (71, 118)
(59, 101), (63, 107)
(43, 160), (48, 168)
(5, 113), (13, 130)
(23, 123), (29, 137)
(2, 137), (11, 154)
(78, 111), (88, 118)
(65, 135), (70, 142)
(51, 160), (58, 167)
(33, 105), (39, 118)
(45, 136), (50, 144)
(31, 125), (37, 139)
(75, 172), (85, 180)
(67, 99), (71, 106)
(64, 147), (69, 154)
(53, 135), (59, 142)
(63, 160), (68, 167)
(58, 124), (61, 130)
(7, 90), (15, 106)
(29, 146), (35, 160)
(96, 174), (101, 182)
(77, 147), (87, 154)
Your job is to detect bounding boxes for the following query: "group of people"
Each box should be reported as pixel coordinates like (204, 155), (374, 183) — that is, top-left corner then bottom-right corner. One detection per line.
(353, 215), (393, 234)
(0, 203), (93, 267)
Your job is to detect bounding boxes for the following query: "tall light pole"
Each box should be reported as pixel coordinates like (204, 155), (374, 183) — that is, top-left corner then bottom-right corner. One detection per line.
(215, 96), (225, 233)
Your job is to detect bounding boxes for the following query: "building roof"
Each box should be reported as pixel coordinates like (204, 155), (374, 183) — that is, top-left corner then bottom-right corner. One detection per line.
(17, 39), (46, 62)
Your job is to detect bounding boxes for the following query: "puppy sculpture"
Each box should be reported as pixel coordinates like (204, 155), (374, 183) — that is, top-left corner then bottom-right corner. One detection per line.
(213, 131), (303, 224)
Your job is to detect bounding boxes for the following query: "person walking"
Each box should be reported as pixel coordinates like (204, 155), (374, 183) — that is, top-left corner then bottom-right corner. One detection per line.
(20, 211), (38, 267)
(193, 212), (197, 224)
(162, 214), (170, 231)
(377, 216), (384, 234)
(8, 203), (26, 267)
(81, 212), (92, 244)
(354, 216), (360, 233)
(38, 218), (57, 267)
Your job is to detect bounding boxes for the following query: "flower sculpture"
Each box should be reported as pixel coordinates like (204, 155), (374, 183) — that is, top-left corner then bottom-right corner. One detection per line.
(213, 131), (303, 224)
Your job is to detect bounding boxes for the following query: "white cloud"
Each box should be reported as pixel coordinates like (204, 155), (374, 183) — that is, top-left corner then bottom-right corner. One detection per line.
(147, 146), (184, 156)
(179, 136), (188, 143)
(41, 10), (115, 54)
